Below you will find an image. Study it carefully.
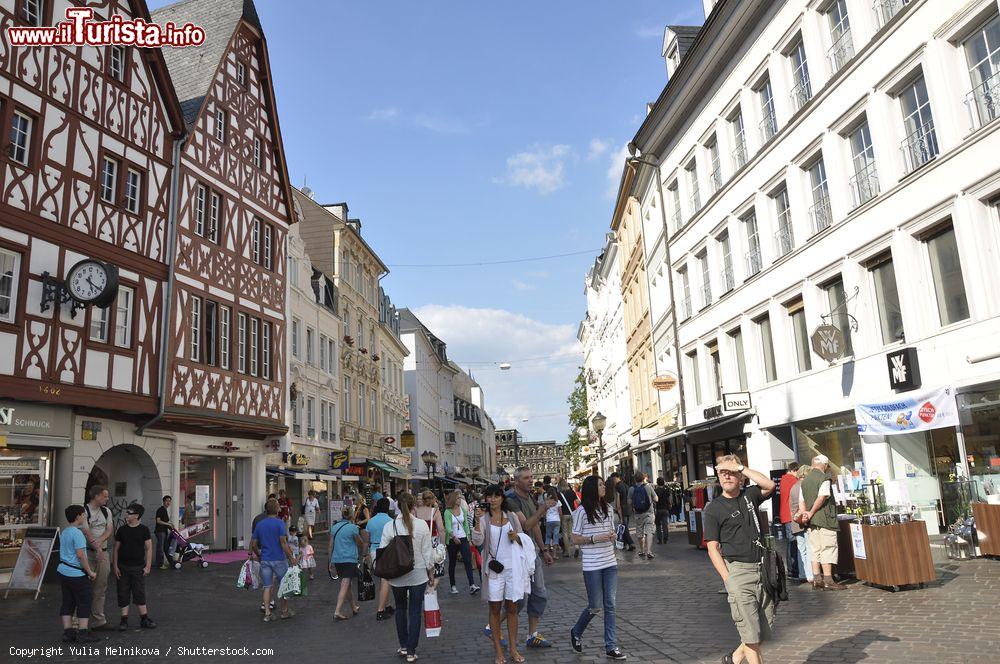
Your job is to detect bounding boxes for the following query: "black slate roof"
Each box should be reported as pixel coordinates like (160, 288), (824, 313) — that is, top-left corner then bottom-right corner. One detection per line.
(668, 25), (702, 62)
(151, 0), (262, 126)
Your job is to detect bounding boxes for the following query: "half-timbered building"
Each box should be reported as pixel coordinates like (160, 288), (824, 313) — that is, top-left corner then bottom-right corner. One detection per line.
(149, 0), (294, 550)
(0, 0), (185, 565)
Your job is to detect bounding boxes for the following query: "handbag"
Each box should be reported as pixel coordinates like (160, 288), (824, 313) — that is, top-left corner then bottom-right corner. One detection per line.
(373, 521), (415, 580)
(429, 508), (447, 578)
(745, 494), (788, 606)
(357, 561), (376, 602)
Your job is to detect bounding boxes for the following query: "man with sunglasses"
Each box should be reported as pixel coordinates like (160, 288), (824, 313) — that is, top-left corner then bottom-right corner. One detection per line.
(113, 503), (156, 631)
(702, 455), (776, 664)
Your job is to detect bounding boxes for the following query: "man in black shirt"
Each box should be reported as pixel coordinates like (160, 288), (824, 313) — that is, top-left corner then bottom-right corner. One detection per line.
(702, 455), (775, 664)
(154, 496), (175, 570)
(113, 504), (156, 631)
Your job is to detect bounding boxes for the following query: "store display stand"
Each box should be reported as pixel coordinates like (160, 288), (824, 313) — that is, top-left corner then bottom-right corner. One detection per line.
(972, 502), (1000, 557)
(852, 520), (935, 592)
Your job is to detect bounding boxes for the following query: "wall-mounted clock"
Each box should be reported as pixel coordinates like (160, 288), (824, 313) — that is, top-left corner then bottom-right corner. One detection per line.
(65, 259), (119, 308)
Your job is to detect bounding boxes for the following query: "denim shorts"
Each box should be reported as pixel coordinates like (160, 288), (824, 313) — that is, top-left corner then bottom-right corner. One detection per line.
(260, 559), (289, 588)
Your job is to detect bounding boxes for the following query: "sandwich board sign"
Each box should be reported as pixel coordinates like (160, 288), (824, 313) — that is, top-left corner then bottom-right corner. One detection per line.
(5, 526), (59, 600)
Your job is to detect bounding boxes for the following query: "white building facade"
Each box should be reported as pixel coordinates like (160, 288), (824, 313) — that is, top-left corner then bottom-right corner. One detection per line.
(630, 0), (1000, 528)
(578, 235), (633, 476)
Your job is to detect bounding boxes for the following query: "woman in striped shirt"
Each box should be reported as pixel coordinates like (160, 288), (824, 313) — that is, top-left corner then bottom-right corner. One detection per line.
(569, 476), (627, 660)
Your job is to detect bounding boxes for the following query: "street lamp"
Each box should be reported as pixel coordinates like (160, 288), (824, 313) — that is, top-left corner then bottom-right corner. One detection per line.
(592, 412), (607, 478)
(420, 450), (438, 483)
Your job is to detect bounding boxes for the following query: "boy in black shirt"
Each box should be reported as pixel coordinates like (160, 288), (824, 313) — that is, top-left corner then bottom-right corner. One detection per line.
(113, 503), (156, 631)
(702, 455), (775, 664)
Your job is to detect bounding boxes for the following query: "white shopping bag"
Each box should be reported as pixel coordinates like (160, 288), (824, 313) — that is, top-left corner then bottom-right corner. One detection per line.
(277, 564), (303, 598)
(424, 587), (441, 638)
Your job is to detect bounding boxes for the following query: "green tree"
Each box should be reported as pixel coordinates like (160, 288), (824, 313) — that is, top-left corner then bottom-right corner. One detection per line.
(562, 367), (588, 468)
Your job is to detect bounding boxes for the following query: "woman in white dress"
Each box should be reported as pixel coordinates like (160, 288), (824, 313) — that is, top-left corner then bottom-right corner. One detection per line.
(471, 484), (525, 664)
(303, 490), (320, 540)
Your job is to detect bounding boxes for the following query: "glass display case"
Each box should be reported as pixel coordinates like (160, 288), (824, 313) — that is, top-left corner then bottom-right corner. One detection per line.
(0, 449), (51, 570)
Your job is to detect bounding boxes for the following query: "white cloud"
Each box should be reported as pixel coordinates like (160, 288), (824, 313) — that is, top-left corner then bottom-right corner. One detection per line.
(494, 144), (572, 194)
(633, 24), (664, 39)
(365, 107), (400, 121)
(411, 305), (582, 440)
(510, 279), (534, 292)
(587, 138), (611, 161)
(605, 144), (630, 200)
(413, 113), (469, 134)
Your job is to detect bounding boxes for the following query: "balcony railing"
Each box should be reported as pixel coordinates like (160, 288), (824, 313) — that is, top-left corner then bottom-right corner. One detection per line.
(722, 264), (735, 293)
(701, 283), (712, 309)
(709, 165), (723, 194)
(900, 119), (938, 174)
(774, 215), (794, 257)
(789, 75), (813, 113)
(759, 112), (777, 144)
(732, 135), (748, 171)
(745, 248), (762, 277)
(874, 0), (911, 29)
(966, 69), (1000, 131)
(828, 29), (854, 74)
(809, 192), (833, 236)
(849, 160), (880, 208)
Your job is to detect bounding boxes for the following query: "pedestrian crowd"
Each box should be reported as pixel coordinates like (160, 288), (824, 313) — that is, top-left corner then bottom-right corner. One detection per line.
(53, 457), (846, 664)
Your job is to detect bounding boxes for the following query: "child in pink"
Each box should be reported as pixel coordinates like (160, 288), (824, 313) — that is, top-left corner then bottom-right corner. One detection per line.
(299, 535), (316, 580)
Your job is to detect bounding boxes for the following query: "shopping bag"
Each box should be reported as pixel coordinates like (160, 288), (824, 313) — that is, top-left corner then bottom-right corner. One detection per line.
(277, 564), (303, 598)
(615, 523), (626, 550)
(248, 560), (261, 589)
(357, 562), (376, 602)
(236, 559), (253, 589)
(423, 587), (441, 638)
(471, 545), (482, 571)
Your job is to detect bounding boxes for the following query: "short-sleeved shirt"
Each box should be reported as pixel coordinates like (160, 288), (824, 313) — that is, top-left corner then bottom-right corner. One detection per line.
(84, 504), (111, 551)
(115, 523), (151, 567)
(252, 516), (288, 562)
(702, 486), (765, 564)
(58, 526), (88, 577)
(615, 482), (631, 516)
(366, 512), (392, 554)
(155, 506), (170, 534)
(330, 520), (362, 563)
(572, 506), (617, 572)
(506, 489), (537, 522)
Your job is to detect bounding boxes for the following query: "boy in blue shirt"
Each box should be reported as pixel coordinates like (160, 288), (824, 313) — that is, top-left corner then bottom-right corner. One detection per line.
(59, 505), (99, 642)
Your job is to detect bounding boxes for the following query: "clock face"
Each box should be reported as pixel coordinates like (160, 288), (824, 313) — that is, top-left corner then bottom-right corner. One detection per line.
(67, 261), (110, 303)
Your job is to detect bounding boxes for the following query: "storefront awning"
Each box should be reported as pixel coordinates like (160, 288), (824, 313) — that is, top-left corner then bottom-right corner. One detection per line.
(389, 471), (411, 480)
(266, 466), (296, 477)
(441, 476), (470, 485)
(293, 472), (318, 480)
(369, 459), (400, 475)
(686, 411), (752, 445)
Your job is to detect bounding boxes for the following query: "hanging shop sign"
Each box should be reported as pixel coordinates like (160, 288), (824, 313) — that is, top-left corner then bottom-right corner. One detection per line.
(855, 385), (958, 436)
(887, 347), (921, 391)
(343, 464), (366, 476)
(330, 448), (350, 471)
(810, 324), (847, 363)
(651, 372), (678, 391)
(723, 392), (752, 412)
(282, 452), (310, 467)
(400, 429), (415, 448)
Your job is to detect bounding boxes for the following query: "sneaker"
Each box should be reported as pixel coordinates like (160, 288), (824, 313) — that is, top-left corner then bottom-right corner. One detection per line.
(526, 632), (553, 648)
(483, 625), (508, 648)
(637, 552), (646, 559)
(450, 585), (459, 595)
(140, 616), (157, 629)
(263, 613), (276, 623)
(118, 618), (129, 632)
(570, 630), (582, 653)
(646, 552), (655, 559)
(280, 608), (295, 620)
(469, 584), (480, 595)
(77, 630), (100, 643)
(376, 610), (387, 621)
(606, 648), (627, 660)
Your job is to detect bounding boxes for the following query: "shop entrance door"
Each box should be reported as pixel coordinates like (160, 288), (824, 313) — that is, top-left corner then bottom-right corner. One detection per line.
(179, 455), (232, 550)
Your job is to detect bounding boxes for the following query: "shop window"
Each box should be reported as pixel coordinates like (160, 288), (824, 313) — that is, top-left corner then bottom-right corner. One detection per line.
(794, 412), (862, 475)
(958, 388), (1000, 496)
(868, 253), (904, 344)
(925, 225), (969, 326)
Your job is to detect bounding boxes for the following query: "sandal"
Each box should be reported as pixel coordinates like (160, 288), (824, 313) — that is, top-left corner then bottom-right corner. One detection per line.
(397, 648), (408, 658)
(334, 613), (349, 621)
(406, 655), (418, 663)
(494, 657), (507, 664)
(509, 652), (526, 664)
(352, 606), (361, 615)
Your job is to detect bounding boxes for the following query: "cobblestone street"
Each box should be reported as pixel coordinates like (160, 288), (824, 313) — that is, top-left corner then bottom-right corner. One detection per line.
(3, 528), (998, 664)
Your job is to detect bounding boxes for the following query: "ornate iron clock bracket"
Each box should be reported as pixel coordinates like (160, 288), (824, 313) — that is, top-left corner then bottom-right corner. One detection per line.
(40, 272), (86, 319)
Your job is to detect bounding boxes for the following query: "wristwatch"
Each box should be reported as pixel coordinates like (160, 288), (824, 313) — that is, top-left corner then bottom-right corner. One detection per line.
(737, 464), (745, 473)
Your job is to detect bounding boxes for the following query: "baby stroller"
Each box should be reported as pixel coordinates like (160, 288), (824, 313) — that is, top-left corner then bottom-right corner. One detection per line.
(168, 525), (209, 569)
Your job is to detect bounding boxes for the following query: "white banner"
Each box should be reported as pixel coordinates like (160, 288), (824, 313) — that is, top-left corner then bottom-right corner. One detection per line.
(854, 386), (958, 436)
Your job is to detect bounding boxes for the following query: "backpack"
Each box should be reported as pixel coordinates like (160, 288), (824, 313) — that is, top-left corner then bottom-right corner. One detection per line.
(84, 504), (113, 549)
(373, 521), (415, 580)
(632, 484), (651, 513)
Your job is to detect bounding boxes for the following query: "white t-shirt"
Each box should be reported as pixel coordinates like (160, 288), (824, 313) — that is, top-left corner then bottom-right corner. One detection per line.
(304, 497), (319, 515)
(545, 504), (561, 523)
(450, 511), (467, 539)
(572, 505), (617, 572)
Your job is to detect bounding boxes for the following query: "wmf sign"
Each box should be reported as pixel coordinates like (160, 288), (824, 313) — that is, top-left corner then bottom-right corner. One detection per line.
(887, 347), (921, 392)
(810, 324), (846, 363)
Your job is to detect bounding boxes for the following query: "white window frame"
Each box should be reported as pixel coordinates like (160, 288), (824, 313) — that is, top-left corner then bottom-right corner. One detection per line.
(114, 285), (133, 348)
(9, 110), (32, 166)
(253, 136), (261, 167)
(124, 168), (141, 214)
(237, 313), (247, 373)
(109, 45), (126, 82)
(291, 317), (300, 359)
(0, 248), (21, 324)
(190, 296), (201, 361)
(306, 396), (316, 438)
(194, 184), (207, 236)
(22, 0), (43, 26)
(236, 61), (246, 87)
(101, 156), (118, 204)
(262, 321), (271, 380)
(250, 317), (259, 377)
(263, 224), (272, 270)
(209, 191), (220, 243)
(252, 217), (261, 264)
(220, 306), (231, 369)
(215, 108), (227, 142)
(306, 326), (315, 365)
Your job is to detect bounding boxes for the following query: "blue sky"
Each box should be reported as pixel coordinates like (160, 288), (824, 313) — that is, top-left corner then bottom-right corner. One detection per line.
(151, 0), (707, 442)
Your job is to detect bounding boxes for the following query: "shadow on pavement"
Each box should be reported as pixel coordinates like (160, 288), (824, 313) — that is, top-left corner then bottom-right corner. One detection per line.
(804, 629), (900, 663)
